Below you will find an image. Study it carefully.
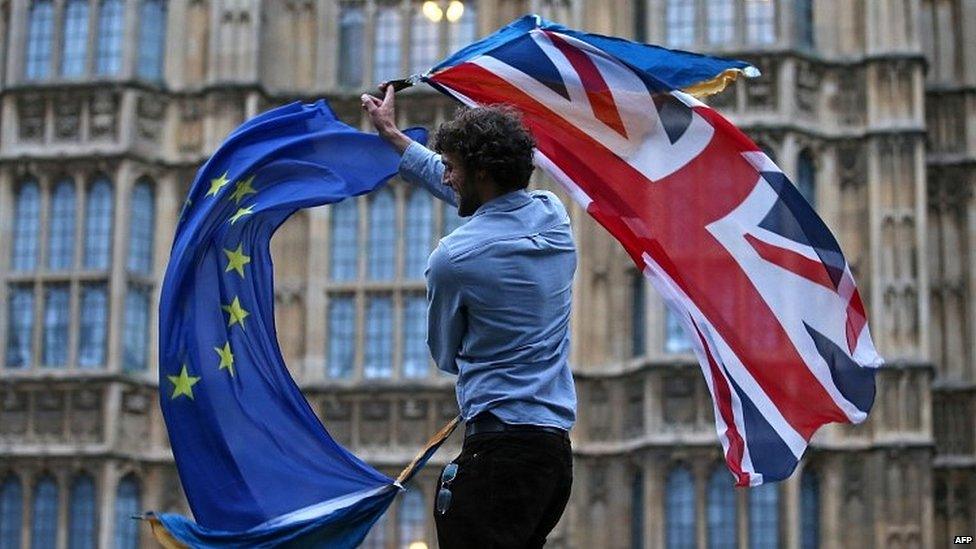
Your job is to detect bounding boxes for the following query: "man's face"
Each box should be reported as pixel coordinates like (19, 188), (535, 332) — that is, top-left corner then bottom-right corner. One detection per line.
(442, 151), (478, 217)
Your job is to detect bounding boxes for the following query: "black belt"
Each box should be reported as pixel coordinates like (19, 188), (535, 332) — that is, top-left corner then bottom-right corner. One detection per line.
(464, 413), (569, 439)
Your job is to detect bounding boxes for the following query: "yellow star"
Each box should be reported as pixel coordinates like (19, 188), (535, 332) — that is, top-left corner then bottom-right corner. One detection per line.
(206, 172), (232, 198)
(229, 175), (257, 205)
(222, 296), (250, 329)
(167, 364), (201, 400)
(214, 342), (235, 376)
(229, 204), (255, 225)
(223, 243), (251, 278)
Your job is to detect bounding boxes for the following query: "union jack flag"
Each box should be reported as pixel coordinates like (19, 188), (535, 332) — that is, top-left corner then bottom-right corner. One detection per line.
(423, 16), (883, 486)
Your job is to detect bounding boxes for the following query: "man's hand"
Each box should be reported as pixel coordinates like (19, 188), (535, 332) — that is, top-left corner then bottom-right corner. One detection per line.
(362, 84), (412, 154)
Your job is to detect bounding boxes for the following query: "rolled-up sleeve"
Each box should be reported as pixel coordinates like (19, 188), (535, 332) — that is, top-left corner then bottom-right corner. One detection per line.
(399, 141), (458, 206)
(425, 243), (465, 375)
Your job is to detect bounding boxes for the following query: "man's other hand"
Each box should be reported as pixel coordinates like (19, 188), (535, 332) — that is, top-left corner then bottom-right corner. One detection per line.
(362, 84), (412, 154)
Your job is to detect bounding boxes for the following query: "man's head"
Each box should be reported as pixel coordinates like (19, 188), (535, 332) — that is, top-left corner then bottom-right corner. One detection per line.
(433, 106), (536, 217)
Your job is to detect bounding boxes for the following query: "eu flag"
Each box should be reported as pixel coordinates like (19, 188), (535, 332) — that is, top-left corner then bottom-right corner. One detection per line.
(150, 100), (429, 547)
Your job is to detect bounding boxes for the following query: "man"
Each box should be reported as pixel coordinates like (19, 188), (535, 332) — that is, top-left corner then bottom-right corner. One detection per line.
(362, 85), (577, 548)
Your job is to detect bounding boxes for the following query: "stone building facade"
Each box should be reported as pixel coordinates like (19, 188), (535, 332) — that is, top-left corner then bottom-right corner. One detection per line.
(0, 0), (972, 548)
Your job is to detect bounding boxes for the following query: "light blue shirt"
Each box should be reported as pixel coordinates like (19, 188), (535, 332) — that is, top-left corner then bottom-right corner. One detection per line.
(400, 141), (578, 430)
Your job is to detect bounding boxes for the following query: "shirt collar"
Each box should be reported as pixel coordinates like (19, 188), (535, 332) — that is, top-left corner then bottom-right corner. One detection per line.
(472, 189), (532, 217)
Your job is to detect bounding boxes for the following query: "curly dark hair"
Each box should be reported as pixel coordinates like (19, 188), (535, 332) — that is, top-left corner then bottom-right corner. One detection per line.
(433, 106), (536, 191)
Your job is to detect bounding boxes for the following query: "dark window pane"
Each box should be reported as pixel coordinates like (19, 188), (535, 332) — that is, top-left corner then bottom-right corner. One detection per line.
(411, 8), (439, 74)
(397, 489), (425, 548)
(665, 307), (693, 354)
(749, 483), (779, 549)
(78, 285), (108, 368)
(0, 476), (23, 549)
(402, 295), (428, 378)
(800, 470), (820, 549)
(632, 271), (646, 357)
(368, 189), (395, 280)
(137, 0), (167, 80)
(31, 476), (58, 549)
(113, 476), (140, 549)
(373, 6), (401, 84)
(364, 296), (392, 378)
(666, 0), (695, 47)
(25, 1), (54, 80)
(12, 181), (40, 271)
(404, 191), (432, 279)
(448, 1), (477, 52)
(797, 149), (816, 209)
(707, 467), (737, 549)
(127, 180), (155, 274)
(61, 0), (90, 77)
(96, 0), (125, 75)
(84, 178), (114, 269)
(338, 4), (365, 87)
(123, 287), (150, 371)
(43, 285), (70, 367)
(330, 200), (359, 280)
(632, 470), (645, 549)
(746, 0), (776, 45)
(707, 0), (735, 44)
(666, 466), (695, 549)
(327, 296), (355, 379)
(6, 287), (35, 368)
(49, 179), (77, 270)
(68, 474), (97, 549)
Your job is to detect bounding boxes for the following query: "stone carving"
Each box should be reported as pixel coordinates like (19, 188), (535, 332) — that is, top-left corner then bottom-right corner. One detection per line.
(0, 390), (29, 437)
(69, 388), (102, 442)
(837, 140), (866, 189)
(35, 391), (65, 438)
(136, 94), (167, 142)
(663, 374), (695, 428)
(832, 68), (866, 126)
(54, 95), (82, 140)
(89, 91), (119, 140)
(360, 400), (391, 446)
(120, 389), (149, 447)
(796, 61), (821, 114)
(397, 398), (428, 446)
(18, 94), (46, 141)
(588, 382), (611, 441)
(624, 378), (644, 437)
(179, 99), (203, 153)
(743, 57), (777, 110)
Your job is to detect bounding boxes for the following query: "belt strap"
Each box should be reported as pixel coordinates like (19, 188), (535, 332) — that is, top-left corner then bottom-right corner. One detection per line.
(464, 413), (568, 439)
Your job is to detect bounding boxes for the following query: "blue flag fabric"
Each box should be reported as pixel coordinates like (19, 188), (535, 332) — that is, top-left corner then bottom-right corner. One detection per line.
(154, 99), (427, 546)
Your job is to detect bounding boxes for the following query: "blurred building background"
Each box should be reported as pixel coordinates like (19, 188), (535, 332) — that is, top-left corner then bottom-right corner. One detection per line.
(0, 0), (973, 547)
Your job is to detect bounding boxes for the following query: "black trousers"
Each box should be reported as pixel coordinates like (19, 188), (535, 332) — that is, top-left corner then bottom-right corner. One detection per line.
(433, 430), (573, 549)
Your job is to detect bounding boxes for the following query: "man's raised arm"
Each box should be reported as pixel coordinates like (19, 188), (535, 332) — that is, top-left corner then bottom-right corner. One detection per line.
(362, 86), (457, 206)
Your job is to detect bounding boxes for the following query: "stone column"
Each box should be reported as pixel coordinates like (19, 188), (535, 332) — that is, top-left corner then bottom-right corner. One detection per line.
(107, 162), (133, 373)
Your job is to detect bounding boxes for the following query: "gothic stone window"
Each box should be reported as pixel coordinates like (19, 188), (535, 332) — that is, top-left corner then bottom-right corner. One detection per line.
(68, 474), (97, 549)
(25, 0), (54, 80)
(137, 0), (167, 81)
(708, 0), (736, 44)
(96, 0), (125, 75)
(748, 483), (780, 548)
(113, 475), (141, 548)
(707, 465), (737, 549)
(31, 475), (59, 549)
(338, 3), (366, 88)
(0, 475), (23, 548)
(800, 468), (821, 549)
(666, 0), (696, 47)
(666, 465), (695, 548)
(60, 0), (90, 77)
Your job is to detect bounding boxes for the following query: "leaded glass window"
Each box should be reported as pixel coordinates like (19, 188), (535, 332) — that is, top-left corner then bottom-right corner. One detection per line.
(796, 0), (814, 49)
(797, 149), (816, 209)
(85, 177), (113, 269)
(338, 4), (365, 87)
(128, 179), (155, 274)
(373, 6), (401, 84)
(665, 307), (693, 354)
(800, 469), (820, 549)
(398, 489), (425, 548)
(666, 0), (695, 47)
(749, 483), (779, 548)
(368, 189), (395, 280)
(78, 284), (108, 368)
(327, 296), (355, 379)
(61, 0), (90, 77)
(632, 271), (646, 357)
(12, 181), (40, 271)
(25, 0), (54, 80)
(361, 508), (388, 549)
(746, 0), (776, 45)
(137, 0), (167, 80)
(6, 287), (34, 368)
(666, 466), (695, 549)
(0, 476), (23, 549)
(364, 296), (393, 378)
(448, 0), (478, 52)
(631, 470), (645, 549)
(330, 200), (359, 281)
(43, 285), (70, 367)
(49, 179), (77, 270)
(123, 287), (150, 371)
(404, 190), (433, 279)
(442, 201), (465, 236)
(96, 0), (125, 75)
(68, 474), (96, 549)
(411, 7), (440, 74)
(402, 295), (428, 378)
(708, 0), (735, 44)
(707, 467), (737, 549)
(113, 476), (140, 549)
(31, 476), (58, 549)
